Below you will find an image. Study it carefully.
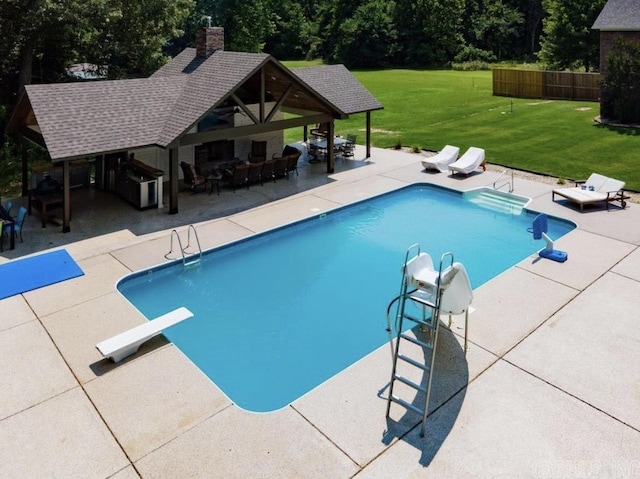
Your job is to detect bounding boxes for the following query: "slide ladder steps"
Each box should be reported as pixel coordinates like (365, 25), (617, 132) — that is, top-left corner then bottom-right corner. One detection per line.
(385, 244), (452, 437)
(399, 332), (433, 350)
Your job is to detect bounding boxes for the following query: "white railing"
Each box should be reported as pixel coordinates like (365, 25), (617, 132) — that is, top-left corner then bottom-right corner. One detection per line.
(493, 169), (514, 193)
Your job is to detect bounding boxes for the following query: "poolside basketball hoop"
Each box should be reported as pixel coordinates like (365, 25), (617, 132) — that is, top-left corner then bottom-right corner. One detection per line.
(531, 214), (568, 263)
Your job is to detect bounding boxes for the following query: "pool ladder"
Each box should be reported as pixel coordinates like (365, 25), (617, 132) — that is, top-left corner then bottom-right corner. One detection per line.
(385, 244), (453, 437)
(165, 225), (202, 267)
(493, 168), (514, 193)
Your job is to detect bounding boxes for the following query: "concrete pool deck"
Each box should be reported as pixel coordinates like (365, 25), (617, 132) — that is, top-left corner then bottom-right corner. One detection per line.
(1, 146), (640, 478)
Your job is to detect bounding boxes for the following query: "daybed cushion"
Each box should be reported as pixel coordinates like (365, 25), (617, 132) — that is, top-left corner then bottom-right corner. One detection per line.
(552, 188), (608, 205)
(552, 173), (626, 210)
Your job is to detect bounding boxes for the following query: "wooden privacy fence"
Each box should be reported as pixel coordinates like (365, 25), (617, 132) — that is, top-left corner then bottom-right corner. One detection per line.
(493, 69), (600, 101)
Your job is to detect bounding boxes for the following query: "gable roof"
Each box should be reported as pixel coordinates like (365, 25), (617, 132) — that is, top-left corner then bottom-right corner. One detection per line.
(10, 48), (382, 161)
(593, 0), (640, 30)
(152, 49), (270, 146)
(23, 76), (187, 160)
(291, 64), (383, 115)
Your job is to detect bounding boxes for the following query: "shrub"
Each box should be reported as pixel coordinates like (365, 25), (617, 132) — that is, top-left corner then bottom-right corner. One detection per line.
(600, 38), (640, 124)
(451, 61), (492, 71)
(454, 45), (497, 63)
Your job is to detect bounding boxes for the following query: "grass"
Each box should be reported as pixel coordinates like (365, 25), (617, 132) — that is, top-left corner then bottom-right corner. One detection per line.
(283, 66), (640, 191)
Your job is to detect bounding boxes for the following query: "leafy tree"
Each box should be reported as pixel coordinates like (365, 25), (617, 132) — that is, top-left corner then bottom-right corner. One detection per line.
(514, 0), (544, 55)
(175, 0), (275, 54)
(97, 0), (194, 79)
(394, 0), (465, 66)
(312, 0), (367, 63)
(0, 0), (106, 102)
(0, 0), (193, 94)
(263, 0), (316, 60)
(0, 0), (192, 145)
(331, 0), (397, 67)
(600, 38), (640, 124)
(473, 0), (524, 60)
(206, 0), (274, 52)
(538, 0), (605, 71)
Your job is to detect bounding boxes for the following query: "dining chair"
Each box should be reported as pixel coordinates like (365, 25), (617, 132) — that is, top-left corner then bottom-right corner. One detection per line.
(4, 200), (13, 217)
(180, 162), (207, 193)
(13, 206), (27, 242)
(261, 158), (276, 184)
(342, 135), (357, 158)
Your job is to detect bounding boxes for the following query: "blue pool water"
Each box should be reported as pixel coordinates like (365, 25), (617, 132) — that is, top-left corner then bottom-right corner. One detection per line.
(117, 184), (574, 412)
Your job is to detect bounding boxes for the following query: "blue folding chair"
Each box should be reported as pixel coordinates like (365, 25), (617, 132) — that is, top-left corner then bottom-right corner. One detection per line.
(13, 206), (27, 242)
(4, 200), (13, 217)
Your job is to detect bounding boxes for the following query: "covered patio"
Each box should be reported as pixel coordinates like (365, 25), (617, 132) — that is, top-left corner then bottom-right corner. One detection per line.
(0, 144), (372, 260)
(7, 27), (382, 233)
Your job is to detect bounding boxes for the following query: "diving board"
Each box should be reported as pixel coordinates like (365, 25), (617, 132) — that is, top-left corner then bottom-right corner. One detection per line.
(96, 307), (193, 363)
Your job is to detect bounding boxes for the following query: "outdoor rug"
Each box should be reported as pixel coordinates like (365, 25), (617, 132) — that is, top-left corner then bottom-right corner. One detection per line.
(0, 249), (84, 300)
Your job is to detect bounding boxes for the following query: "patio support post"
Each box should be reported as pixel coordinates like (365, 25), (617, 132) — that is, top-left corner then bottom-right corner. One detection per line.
(62, 160), (71, 233)
(169, 148), (179, 214)
(366, 111), (371, 158)
(327, 121), (335, 174)
(260, 67), (265, 123)
(21, 137), (29, 197)
(303, 125), (308, 142)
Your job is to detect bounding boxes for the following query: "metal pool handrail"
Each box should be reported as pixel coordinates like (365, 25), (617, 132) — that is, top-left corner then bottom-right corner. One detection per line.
(493, 169), (514, 193)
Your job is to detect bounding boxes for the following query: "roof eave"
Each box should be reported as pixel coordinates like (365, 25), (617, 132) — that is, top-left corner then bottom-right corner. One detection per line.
(50, 142), (166, 163)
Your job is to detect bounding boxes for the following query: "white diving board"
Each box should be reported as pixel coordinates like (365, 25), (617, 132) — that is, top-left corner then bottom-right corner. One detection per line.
(96, 307), (193, 363)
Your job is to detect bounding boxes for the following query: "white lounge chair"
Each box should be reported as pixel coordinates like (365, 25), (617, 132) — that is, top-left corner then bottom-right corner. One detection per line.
(96, 307), (193, 362)
(552, 173), (628, 211)
(448, 147), (486, 176)
(421, 145), (460, 172)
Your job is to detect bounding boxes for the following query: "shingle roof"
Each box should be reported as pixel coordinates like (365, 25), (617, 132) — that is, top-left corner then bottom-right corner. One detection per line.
(21, 50), (269, 159)
(15, 48), (382, 160)
(151, 48), (206, 77)
(25, 76), (186, 160)
(292, 64), (383, 115)
(593, 0), (640, 30)
(155, 49), (270, 146)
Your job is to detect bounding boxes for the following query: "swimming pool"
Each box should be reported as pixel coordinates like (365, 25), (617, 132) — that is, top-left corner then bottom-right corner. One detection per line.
(117, 184), (575, 412)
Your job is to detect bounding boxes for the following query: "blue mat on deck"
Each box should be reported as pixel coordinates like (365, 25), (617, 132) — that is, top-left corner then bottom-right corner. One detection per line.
(0, 249), (84, 300)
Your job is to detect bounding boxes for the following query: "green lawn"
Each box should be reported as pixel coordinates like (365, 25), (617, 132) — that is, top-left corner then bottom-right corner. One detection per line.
(284, 66), (640, 191)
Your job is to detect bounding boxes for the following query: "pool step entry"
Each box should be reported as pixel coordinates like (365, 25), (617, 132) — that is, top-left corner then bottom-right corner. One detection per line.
(165, 225), (203, 267)
(385, 244), (473, 437)
(464, 188), (530, 215)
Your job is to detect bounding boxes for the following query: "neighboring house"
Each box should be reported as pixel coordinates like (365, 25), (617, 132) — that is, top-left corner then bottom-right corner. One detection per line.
(8, 27), (383, 232)
(592, 0), (640, 79)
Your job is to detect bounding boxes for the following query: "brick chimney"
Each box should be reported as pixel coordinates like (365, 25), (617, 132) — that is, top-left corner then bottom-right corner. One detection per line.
(196, 27), (224, 57)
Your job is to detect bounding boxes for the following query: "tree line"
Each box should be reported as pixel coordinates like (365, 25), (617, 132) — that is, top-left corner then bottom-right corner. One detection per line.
(0, 0), (610, 142)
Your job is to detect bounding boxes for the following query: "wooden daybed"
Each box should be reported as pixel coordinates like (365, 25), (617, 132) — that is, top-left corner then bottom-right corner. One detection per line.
(552, 173), (629, 211)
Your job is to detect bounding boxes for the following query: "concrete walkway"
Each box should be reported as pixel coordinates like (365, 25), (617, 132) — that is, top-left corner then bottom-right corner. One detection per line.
(1, 147), (639, 478)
